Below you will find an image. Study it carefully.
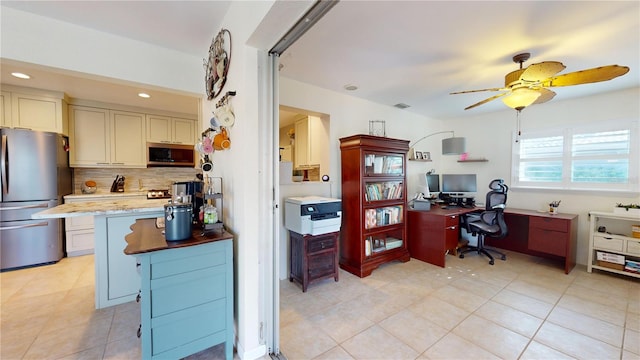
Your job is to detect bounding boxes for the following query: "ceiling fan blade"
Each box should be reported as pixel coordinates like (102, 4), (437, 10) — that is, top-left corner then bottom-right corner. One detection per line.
(520, 61), (566, 82)
(464, 92), (509, 110)
(543, 65), (630, 87)
(450, 87), (503, 95)
(531, 88), (556, 105)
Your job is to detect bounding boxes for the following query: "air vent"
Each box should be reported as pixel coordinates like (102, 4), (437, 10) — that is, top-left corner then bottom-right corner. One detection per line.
(394, 103), (410, 109)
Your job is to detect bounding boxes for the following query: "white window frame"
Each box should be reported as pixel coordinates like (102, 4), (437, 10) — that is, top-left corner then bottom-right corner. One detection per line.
(511, 119), (639, 193)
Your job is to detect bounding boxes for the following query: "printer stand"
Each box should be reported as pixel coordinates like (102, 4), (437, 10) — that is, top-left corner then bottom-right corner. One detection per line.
(289, 230), (340, 292)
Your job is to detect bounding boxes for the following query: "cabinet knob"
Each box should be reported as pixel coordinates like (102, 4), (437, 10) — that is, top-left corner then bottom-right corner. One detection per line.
(136, 291), (141, 303)
(137, 324), (142, 338)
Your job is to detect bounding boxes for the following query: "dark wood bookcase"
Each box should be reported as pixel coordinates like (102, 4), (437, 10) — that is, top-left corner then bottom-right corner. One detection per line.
(339, 134), (410, 277)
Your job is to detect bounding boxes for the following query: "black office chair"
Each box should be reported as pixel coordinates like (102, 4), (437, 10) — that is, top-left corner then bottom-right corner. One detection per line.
(459, 179), (508, 265)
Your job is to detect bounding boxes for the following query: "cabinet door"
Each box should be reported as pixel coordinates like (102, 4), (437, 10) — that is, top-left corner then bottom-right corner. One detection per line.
(1, 91), (11, 127)
(294, 117), (309, 168)
(69, 106), (110, 166)
(146, 114), (172, 143)
(172, 118), (195, 144)
(11, 92), (63, 133)
(111, 110), (146, 166)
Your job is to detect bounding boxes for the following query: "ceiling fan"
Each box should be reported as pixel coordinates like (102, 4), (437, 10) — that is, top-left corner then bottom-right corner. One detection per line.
(451, 53), (630, 111)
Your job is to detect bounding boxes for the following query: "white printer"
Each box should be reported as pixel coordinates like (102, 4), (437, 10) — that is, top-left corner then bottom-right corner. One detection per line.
(285, 196), (342, 235)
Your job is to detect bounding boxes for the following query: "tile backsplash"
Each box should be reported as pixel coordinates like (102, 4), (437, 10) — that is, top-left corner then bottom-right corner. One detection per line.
(73, 167), (200, 194)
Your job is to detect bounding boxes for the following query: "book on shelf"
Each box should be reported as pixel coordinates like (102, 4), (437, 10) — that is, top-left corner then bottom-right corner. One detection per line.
(385, 237), (403, 250)
(372, 238), (386, 253)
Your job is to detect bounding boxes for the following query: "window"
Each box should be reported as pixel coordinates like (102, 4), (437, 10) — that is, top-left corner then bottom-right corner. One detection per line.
(512, 120), (639, 192)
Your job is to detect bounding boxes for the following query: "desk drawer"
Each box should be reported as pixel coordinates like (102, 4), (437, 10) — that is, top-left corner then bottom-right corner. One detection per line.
(444, 214), (458, 227)
(528, 228), (567, 256)
(530, 217), (568, 232)
(308, 234), (337, 254)
(593, 235), (624, 252)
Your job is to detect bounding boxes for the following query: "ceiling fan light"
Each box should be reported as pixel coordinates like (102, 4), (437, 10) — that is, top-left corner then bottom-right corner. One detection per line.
(502, 88), (541, 109)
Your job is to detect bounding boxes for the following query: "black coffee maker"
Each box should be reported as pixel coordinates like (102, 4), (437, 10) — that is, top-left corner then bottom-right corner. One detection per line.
(171, 181), (203, 223)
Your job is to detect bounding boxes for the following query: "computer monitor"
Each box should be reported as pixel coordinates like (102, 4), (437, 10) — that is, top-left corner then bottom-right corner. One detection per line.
(425, 174), (440, 198)
(441, 174), (477, 198)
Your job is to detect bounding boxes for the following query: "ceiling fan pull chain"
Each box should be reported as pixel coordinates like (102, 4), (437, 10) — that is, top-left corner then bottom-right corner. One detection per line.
(515, 110), (522, 143)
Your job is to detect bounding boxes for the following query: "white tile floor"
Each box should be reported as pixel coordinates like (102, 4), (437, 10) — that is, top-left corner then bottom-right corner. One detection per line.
(1, 250), (639, 359)
(280, 250), (640, 360)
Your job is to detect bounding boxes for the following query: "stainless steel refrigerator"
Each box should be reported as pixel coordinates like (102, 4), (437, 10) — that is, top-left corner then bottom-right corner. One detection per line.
(1, 128), (72, 270)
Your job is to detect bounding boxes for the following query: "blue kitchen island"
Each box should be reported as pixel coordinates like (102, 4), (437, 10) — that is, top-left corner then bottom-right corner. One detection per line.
(124, 218), (234, 360)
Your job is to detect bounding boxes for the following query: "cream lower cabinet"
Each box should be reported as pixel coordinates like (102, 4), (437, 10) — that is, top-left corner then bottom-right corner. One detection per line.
(69, 105), (146, 167)
(64, 194), (146, 256)
(146, 115), (195, 145)
(0, 86), (68, 134)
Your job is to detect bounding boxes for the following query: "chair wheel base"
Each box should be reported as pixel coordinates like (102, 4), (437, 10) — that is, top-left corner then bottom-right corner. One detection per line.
(489, 260), (494, 265)
(501, 255), (506, 260)
(459, 254), (465, 259)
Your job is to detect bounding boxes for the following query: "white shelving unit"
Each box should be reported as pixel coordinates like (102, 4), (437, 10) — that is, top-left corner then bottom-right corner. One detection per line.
(587, 211), (640, 278)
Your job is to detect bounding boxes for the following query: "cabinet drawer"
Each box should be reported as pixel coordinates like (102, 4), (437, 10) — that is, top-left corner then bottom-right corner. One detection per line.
(151, 298), (226, 356)
(151, 268), (226, 318)
(445, 215), (458, 227)
(308, 235), (336, 253)
(66, 215), (94, 230)
(530, 217), (568, 232)
(308, 252), (336, 279)
(528, 228), (567, 256)
(593, 235), (624, 252)
(151, 245), (227, 279)
(626, 240), (640, 256)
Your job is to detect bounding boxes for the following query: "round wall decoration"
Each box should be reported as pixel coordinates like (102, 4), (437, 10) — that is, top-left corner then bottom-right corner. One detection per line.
(204, 28), (231, 100)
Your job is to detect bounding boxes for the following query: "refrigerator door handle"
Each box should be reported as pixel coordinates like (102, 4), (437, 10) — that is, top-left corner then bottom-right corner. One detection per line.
(1, 134), (7, 196)
(0, 203), (50, 211)
(0, 221), (49, 231)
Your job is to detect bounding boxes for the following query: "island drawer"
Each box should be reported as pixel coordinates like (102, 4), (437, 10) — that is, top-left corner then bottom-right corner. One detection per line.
(150, 243), (227, 279)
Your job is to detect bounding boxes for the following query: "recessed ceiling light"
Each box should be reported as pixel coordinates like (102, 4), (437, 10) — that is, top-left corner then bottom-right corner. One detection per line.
(344, 84), (358, 91)
(394, 103), (410, 109)
(138, 93), (151, 98)
(11, 72), (31, 79)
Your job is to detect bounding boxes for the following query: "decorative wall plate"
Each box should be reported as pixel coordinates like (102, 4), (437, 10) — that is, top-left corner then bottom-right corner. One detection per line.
(204, 29), (231, 100)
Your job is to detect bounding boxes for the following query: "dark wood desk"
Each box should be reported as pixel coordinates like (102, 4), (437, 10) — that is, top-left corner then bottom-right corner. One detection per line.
(407, 207), (578, 273)
(407, 207), (477, 268)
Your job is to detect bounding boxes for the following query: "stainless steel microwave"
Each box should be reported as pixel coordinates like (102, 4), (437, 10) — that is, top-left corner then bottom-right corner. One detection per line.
(147, 142), (195, 167)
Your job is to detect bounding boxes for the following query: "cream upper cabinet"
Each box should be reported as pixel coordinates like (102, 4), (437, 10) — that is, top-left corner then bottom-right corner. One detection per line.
(69, 105), (146, 168)
(0, 86), (68, 134)
(172, 117), (195, 144)
(146, 114), (195, 145)
(294, 115), (328, 172)
(0, 91), (10, 127)
(111, 110), (146, 166)
(69, 106), (110, 166)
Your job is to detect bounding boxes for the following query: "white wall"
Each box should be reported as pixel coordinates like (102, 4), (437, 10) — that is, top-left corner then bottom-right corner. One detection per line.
(442, 87), (640, 266)
(1, 4), (293, 359)
(1, 6), (202, 95)
(280, 76), (639, 268)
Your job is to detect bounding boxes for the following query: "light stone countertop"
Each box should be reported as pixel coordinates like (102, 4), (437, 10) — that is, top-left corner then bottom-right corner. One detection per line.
(33, 198), (168, 219)
(64, 191), (148, 200)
